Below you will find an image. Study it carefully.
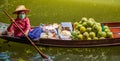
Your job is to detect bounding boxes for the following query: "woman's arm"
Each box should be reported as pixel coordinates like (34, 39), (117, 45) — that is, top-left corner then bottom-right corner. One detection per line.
(7, 22), (14, 36)
(24, 18), (31, 35)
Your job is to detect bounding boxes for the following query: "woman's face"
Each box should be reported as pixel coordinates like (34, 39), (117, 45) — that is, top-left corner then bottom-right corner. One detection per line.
(18, 11), (26, 19)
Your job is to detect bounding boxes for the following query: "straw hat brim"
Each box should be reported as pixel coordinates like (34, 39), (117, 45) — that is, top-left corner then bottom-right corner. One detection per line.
(13, 10), (30, 14)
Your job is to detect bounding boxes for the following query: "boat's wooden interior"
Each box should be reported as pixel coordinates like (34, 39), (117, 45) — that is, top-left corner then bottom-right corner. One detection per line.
(103, 22), (120, 38)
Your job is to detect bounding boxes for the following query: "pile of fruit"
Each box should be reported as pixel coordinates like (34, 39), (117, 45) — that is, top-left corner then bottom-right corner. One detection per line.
(71, 17), (113, 40)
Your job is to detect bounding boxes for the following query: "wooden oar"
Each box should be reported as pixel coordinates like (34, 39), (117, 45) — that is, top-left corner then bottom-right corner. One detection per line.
(3, 10), (49, 59)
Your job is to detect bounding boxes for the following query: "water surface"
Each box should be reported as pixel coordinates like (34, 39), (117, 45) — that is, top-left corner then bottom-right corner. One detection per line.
(0, 0), (120, 61)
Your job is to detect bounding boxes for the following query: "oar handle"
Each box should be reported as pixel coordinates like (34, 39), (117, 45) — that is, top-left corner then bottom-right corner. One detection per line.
(3, 9), (48, 59)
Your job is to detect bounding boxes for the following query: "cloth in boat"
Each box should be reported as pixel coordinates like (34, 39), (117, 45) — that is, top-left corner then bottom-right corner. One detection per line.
(7, 17), (31, 37)
(28, 27), (43, 40)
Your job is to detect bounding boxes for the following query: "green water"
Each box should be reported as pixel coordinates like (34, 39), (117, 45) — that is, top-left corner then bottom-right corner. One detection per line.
(0, 0), (120, 61)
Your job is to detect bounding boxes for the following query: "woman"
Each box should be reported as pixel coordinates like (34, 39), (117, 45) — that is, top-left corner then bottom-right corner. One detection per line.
(7, 5), (30, 37)
(7, 5), (42, 40)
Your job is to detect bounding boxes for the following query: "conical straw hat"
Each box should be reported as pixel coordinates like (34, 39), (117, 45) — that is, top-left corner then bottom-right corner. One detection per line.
(13, 5), (30, 14)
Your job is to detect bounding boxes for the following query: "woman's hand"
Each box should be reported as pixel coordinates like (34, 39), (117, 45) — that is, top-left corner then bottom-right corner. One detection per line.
(24, 30), (29, 36)
(24, 32), (28, 36)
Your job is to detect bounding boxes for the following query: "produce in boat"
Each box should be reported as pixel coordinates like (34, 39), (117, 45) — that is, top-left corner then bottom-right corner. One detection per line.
(72, 17), (113, 40)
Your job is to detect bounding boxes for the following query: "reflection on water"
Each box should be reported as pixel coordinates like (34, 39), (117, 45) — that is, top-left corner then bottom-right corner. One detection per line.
(42, 47), (120, 61)
(1, 46), (120, 61)
(0, 52), (11, 61)
(0, 51), (54, 61)
(30, 53), (54, 61)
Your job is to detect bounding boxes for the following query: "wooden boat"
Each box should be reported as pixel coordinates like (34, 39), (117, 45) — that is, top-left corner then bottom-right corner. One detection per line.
(0, 22), (120, 48)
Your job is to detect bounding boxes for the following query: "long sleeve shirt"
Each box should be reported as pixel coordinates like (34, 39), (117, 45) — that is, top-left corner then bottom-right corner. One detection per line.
(7, 17), (31, 37)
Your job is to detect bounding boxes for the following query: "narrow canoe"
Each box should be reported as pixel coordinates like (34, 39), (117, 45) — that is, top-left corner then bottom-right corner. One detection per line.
(0, 22), (120, 48)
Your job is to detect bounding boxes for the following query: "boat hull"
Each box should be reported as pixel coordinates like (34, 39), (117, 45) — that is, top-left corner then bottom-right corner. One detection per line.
(1, 35), (120, 48)
(0, 22), (120, 48)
